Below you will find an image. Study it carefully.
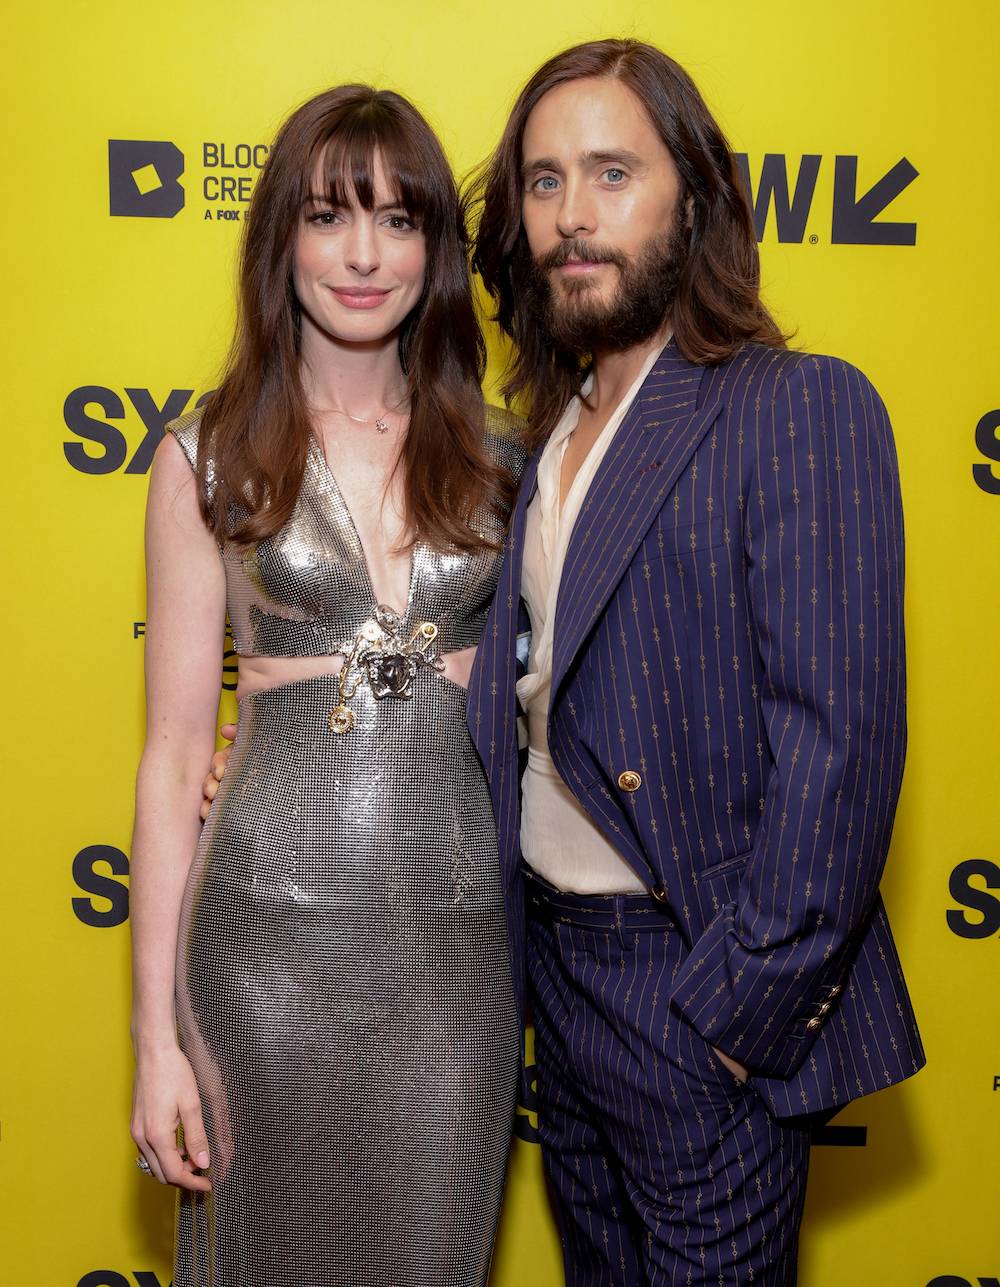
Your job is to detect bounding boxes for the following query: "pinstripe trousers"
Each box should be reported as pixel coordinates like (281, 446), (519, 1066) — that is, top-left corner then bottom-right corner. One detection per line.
(525, 870), (812, 1286)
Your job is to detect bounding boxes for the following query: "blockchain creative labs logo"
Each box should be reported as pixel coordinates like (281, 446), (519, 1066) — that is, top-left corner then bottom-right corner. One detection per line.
(108, 140), (185, 218)
(735, 152), (918, 245)
(107, 138), (268, 223)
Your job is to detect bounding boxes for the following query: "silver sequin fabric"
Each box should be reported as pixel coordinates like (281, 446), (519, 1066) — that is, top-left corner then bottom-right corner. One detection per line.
(168, 408), (519, 658)
(166, 409), (524, 1287)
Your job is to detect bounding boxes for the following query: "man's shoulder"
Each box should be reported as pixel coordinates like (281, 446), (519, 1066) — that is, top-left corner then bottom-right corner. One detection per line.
(718, 344), (882, 409)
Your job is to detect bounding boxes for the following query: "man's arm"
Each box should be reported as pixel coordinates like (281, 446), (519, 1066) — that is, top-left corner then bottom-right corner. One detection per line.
(671, 353), (907, 1078)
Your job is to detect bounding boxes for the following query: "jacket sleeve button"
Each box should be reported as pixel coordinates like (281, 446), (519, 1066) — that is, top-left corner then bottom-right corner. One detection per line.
(618, 770), (642, 792)
(806, 1016), (823, 1032)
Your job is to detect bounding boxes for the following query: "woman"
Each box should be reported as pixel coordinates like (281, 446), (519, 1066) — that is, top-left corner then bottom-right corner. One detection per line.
(130, 84), (524, 1287)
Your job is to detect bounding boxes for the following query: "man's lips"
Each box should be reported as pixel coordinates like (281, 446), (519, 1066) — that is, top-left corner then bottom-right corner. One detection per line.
(556, 260), (610, 276)
(328, 286), (392, 309)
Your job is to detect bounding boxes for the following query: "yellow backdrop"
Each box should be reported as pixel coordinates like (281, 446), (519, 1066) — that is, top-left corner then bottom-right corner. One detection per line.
(3, 1), (998, 1284)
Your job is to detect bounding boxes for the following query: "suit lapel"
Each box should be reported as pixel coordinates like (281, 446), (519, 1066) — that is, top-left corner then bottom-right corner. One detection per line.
(550, 342), (728, 699)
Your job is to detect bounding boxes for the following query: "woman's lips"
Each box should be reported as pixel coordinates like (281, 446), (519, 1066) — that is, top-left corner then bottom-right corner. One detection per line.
(329, 287), (392, 309)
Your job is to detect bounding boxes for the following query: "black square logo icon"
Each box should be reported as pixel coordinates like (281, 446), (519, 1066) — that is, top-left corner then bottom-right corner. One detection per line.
(108, 140), (184, 218)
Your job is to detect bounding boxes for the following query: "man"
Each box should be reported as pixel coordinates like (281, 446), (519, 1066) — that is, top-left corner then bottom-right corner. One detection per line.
(465, 38), (923, 1285)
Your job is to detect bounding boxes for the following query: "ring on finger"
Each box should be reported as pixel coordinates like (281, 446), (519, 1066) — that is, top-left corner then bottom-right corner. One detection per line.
(136, 1153), (154, 1176)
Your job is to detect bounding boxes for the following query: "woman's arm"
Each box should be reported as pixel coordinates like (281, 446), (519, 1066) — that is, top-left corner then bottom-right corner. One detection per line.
(130, 432), (226, 1190)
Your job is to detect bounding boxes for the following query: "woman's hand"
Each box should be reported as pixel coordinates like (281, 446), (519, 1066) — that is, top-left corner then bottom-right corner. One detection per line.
(713, 1046), (749, 1083)
(200, 724), (236, 821)
(131, 1042), (212, 1192)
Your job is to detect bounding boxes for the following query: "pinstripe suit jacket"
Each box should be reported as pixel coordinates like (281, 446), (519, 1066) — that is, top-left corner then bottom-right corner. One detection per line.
(468, 339), (924, 1118)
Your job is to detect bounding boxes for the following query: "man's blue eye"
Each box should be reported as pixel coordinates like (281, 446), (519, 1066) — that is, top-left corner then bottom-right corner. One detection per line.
(605, 168), (625, 183)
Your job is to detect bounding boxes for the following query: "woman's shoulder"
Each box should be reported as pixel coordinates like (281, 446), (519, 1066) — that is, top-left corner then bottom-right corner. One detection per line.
(164, 407), (204, 474)
(483, 403), (529, 480)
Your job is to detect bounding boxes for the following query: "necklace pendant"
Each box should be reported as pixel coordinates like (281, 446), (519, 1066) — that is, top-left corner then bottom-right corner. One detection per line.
(374, 417), (389, 434)
(328, 705), (355, 734)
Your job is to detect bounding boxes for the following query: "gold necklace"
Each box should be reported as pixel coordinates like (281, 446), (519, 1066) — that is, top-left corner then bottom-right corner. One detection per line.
(310, 398), (408, 435)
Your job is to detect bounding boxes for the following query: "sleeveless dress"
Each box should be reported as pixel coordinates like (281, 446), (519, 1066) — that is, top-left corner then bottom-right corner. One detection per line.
(165, 407), (524, 1287)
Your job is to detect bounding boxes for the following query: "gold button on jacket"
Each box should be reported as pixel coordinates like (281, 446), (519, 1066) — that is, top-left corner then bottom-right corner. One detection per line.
(618, 770), (642, 792)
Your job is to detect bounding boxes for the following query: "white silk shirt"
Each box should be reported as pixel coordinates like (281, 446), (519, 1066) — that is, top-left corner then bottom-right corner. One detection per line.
(517, 347), (661, 893)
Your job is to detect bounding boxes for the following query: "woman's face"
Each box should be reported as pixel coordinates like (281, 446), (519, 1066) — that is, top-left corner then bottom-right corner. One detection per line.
(293, 149), (426, 347)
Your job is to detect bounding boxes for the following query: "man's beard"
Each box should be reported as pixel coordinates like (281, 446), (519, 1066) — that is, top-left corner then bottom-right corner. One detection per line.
(524, 219), (689, 357)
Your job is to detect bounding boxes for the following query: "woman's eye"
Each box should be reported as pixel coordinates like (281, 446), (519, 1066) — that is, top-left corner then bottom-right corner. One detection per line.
(385, 213), (415, 231)
(308, 210), (340, 226)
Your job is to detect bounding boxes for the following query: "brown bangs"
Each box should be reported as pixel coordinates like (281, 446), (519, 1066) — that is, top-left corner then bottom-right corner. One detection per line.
(309, 111), (438, 227)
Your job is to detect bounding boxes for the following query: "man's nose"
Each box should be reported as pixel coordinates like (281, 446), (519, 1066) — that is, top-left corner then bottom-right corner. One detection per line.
(555, 174), (596, 239)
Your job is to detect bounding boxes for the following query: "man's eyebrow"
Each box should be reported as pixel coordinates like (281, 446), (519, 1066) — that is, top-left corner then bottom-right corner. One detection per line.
(521, 156), (561, 180)
(580, 149), (645, 168)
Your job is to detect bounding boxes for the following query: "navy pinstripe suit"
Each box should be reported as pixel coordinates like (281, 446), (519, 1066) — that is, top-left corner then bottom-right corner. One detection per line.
(468, 339), (923, 1283)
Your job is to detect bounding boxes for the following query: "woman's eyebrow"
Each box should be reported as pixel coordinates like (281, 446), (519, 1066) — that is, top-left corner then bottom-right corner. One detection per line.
(303, 194), (409, 211)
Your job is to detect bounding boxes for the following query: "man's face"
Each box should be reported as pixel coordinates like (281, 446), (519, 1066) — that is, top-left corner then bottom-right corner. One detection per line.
(520, 76), (687, 353)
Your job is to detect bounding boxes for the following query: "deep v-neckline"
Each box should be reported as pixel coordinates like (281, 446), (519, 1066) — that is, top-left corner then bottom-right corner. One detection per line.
(309, 436), (417, 621)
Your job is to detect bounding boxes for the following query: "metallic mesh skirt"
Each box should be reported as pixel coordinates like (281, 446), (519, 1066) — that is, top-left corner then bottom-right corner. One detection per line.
(174, 672), (520, 1287)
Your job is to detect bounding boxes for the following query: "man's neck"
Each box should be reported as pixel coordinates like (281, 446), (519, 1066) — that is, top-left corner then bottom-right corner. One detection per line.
(588, 325), (672, 412)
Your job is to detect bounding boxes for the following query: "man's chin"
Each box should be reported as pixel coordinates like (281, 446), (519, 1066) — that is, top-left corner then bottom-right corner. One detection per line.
(552, 266), (614, 293)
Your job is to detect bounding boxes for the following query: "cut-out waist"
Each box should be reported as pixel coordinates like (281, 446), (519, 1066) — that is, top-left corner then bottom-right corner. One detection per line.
(236, 645), (477, 702)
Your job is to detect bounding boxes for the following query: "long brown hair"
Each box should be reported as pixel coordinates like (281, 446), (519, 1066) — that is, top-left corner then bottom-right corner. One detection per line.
(198, 84), (511, 549)
(465, 39), (786, 444)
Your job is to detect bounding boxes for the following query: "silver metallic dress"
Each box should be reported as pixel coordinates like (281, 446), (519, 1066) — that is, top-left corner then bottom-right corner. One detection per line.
(166, 408), (523, 1287)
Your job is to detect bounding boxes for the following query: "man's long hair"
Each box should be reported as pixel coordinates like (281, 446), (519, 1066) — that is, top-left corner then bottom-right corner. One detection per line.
(198, 84), (512, 550)
(465, 39), (786, 446)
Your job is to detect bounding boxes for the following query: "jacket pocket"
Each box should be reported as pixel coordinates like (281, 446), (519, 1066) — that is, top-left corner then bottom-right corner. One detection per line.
(697, 849), (750, 881)
(654, 513), (730, 557)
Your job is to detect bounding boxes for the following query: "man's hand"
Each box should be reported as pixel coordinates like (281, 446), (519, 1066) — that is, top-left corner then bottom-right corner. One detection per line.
(713, 1046), (749, 1083)
(200, 724), (236, 821)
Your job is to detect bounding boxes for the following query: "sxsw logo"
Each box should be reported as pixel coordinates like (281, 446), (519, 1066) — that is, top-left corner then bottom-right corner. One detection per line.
(109, 140), (184, 218)
(973, 410), (1000, 494)
(63, 387), (210, 474)
(78, 1274), (170, 1287)
(946, 860), (1000, 939)
(735, 153), (918, 245)
(926, 1278), (1000, 1286)
(72, 845), (129, 928)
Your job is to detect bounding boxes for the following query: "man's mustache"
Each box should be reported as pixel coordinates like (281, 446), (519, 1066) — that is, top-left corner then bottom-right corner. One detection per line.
(534, 239), (628, 273)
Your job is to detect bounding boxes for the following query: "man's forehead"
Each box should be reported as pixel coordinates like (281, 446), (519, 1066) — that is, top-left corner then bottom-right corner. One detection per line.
(522, 77), (660, 160)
